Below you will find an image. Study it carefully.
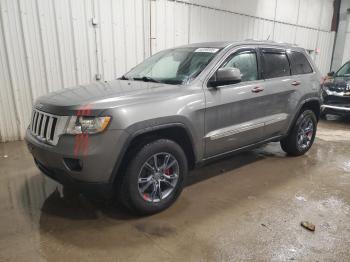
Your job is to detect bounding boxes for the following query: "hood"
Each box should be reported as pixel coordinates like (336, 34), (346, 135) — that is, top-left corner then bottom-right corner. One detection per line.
(324, 76), (350, 92)
(35, 80), (183, 115)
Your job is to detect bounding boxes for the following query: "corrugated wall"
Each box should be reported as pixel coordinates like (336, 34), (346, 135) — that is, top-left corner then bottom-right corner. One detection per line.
(0, 0), (148, 142)
(0, 0), (336, 142)
(151, 0), (335, 73)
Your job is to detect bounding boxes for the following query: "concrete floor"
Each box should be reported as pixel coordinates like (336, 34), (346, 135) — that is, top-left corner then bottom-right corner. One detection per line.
(1, 117), (350, 262)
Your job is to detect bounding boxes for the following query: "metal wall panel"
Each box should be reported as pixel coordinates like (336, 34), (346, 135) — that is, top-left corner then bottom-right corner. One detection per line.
(179, 3), (275, 44)
(0, 12), (19, 141)
(314, 31), (336, 75)
(0, 0), (33, 140)
(295, 27), (318, 51)
(153, 0), (333, 75)
(0, 0), (148, 141)
(36, 0), (65, 92)
(70, 0), (96, 85)
(119, 0), (146, 71)
(53, 0), (82, 88)
(273, 23), (297, 44)
(95, 0), (147, 80)
(0, 0), (336, 142)
(343, 32), (350, 65)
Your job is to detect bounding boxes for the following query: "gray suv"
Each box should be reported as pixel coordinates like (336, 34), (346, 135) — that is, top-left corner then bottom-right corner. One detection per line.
(26, 41), (322, 214)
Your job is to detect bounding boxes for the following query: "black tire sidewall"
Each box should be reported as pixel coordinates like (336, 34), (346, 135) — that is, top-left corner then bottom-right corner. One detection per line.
(292, 110), (317, 154)
(123, 139), (188, 215)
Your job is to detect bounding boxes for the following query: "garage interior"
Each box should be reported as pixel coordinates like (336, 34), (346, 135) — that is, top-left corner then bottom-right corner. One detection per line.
(1, 0), (350, 261)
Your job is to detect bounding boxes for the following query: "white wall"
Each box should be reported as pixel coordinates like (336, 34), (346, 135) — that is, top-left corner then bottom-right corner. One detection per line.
(184, 0), (334, 30)
(343, 31), (350, 64)
(341, 1), (350, 65)
(151, 0), (334, 74)
(332, 0), (350, 70)
(0, 0), (336, 142)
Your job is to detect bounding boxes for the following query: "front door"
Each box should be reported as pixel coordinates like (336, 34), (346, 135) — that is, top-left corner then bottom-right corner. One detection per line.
(204, 47), (270, 158)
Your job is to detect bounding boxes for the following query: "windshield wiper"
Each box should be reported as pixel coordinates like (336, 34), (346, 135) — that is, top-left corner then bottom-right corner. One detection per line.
(133, 76), (160, 83)
(118, 75), (129, 80)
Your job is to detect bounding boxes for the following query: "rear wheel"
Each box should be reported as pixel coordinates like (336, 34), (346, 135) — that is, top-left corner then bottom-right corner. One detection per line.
(119, 139), (188, 215)
(281, 110), (317, 156)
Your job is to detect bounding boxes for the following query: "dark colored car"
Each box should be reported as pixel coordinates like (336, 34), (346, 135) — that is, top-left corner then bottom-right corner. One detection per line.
(321, 61), (350, 117)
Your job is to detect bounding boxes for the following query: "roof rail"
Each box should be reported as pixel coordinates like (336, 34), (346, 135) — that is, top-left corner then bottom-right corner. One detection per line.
(244, 39), (298, 47)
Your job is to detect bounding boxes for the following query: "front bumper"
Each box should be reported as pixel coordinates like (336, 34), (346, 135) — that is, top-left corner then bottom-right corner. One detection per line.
(321, 104), (350, 115)
(34, 158), (114, 197)
(25, 128), (129, 196)
(321, 91), (350, 115)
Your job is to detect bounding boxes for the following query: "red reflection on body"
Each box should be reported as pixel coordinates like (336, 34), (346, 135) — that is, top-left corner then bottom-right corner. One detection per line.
(74, 104), (92, 157)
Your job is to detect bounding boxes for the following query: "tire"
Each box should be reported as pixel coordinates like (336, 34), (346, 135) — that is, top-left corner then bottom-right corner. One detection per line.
(118, 139), (188, 215)
(280, 109), (317, 156)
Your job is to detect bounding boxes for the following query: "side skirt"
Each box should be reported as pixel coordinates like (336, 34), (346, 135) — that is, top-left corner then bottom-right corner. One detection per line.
(196, 135), (284, 167)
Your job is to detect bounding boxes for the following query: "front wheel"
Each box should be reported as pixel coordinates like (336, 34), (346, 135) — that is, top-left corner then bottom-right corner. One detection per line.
(118, 139), (188, 215)
(280, 110), (317, 156)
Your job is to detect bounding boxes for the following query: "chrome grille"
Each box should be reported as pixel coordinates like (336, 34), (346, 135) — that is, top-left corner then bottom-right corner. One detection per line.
(30, 109), (68, 145)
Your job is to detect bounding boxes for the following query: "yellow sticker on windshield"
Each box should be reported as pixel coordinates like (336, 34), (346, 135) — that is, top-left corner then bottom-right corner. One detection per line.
(194, 48), (219, 53)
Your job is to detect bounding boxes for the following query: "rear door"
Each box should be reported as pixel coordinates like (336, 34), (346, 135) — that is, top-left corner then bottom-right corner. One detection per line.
(258, 48), (297, 139)
(287, 50), (317, 92)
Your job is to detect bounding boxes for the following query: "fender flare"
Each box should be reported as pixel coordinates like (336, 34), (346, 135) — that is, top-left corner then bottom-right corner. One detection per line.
(109, 117), (199, 184)
(285, 98), (321, 136)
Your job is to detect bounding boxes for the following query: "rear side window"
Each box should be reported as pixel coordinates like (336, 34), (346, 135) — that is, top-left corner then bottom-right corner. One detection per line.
(289, 51), (313, 75)
(262, 52), (290, 79)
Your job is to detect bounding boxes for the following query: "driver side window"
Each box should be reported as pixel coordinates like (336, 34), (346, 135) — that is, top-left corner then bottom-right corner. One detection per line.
(222, 51), (258, 82)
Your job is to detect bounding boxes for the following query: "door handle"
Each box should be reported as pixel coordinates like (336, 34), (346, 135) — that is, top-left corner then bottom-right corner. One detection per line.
(291, 81), (301, 86)
(252, 86), (264, 93)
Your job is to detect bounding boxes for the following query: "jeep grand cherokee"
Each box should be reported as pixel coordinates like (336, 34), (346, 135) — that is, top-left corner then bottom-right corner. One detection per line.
(26, 41), (322, 215)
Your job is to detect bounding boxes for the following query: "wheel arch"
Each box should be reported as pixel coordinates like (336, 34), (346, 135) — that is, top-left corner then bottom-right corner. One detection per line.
(301, 99), (321, 120)
(286, 98), (321, 135)
(110, 123), (198, 185)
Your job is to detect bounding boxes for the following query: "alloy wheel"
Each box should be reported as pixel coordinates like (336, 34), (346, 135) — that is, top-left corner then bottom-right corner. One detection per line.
(297, 116), (314, 150)
(137, 152), (179, 203)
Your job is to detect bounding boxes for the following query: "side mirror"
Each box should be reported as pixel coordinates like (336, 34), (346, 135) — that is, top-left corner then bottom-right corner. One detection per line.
(327, 71), (335, 77)
(209, 68), (242, 87)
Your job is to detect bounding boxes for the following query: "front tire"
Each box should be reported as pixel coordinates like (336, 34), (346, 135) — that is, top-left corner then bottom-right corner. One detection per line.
(119, 139), (188, 215)
(281, 110), (317, 156)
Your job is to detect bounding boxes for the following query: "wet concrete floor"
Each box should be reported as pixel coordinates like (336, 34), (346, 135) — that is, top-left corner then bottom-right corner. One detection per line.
(1, 117), (350, 261)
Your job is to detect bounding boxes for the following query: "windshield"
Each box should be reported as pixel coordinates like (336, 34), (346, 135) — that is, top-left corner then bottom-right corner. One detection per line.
(336, 62), (350, 77)
(123, 47), (221, 85)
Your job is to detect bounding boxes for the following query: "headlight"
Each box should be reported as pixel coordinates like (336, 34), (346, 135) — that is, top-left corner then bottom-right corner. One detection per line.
(66, 116), (111, 134)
